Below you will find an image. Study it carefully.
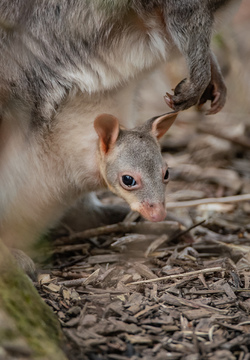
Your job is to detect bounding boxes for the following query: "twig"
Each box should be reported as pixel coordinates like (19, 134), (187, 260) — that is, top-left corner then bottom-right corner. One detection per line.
(58, 269), (100, 287)
(166, 193), (250, 209)
(55, 221), (180, 244)
(169, 219), (206, 242)
(127, 266), (222, 285)
(58, 278), (87, 287)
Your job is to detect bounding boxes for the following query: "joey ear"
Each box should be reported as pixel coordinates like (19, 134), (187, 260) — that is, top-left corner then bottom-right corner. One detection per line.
(151, 112), (178, 139)
(94, 113), (120, 154)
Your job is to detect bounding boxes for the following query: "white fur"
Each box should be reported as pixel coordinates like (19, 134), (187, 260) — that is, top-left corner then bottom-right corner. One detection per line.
(63, 17), (169, 94)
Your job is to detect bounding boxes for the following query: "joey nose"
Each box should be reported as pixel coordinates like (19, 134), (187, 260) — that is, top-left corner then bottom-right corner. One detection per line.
(149, 204), (167, 222)
(139, 202), (167, 222)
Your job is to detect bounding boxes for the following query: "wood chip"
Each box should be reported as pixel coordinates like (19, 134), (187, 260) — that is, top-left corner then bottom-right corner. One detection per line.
(88, 254), (122, 264)
(133, 262), (158, 280)
(182, 309), (213, 320)
(145, 234), (169, 257)
(43, 283), (61, 293)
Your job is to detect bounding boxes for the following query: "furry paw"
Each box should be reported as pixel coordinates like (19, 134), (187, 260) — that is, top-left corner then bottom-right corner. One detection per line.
(165, 74), (227, 115)
(164, 78), (202, 112)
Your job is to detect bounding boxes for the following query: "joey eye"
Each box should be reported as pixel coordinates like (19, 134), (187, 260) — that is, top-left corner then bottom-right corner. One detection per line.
(164, 169), (169, 181)
(122, 175), (136, 187)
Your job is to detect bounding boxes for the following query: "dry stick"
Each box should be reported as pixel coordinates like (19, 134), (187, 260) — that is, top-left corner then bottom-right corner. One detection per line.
(168, 219), (206, 243)
(58, 269), (100, 287)
(166, 193), (250, 209)
(127, 266), (222, 285)
(57, 221), (180, 244)
(58, 278), (88, 287)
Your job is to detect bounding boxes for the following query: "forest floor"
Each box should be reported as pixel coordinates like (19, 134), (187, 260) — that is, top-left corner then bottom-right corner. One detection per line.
(35, 3), (250, 359)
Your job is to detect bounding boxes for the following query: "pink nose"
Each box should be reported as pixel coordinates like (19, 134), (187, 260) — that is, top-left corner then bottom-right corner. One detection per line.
(139, 202), (167, 222)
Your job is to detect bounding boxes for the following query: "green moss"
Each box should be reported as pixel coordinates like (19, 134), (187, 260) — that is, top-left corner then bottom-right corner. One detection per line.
(212, 33), (226, 48)
(0, 241), (67, 360)
(31, 233), (54, 267)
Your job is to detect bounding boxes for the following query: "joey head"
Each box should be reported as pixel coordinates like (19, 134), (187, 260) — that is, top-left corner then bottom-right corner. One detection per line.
(94, 112), (178, 222)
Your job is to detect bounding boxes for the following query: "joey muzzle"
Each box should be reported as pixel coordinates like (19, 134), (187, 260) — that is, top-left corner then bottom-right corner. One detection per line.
(131, 201), (167, 222)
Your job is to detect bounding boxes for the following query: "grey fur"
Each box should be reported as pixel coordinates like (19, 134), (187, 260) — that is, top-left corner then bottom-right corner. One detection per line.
(0, 0), (240, 122)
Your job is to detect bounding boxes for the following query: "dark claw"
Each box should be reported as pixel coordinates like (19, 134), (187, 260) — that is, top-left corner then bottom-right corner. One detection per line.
(164, 92), (174, 109)
(211, 91), (220, 105)
(205, 92), (223, 115)
(199, 80), (226, 115)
